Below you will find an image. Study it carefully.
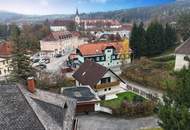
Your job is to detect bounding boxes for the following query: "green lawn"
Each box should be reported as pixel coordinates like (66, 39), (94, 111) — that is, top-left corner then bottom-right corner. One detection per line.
(100, 92), (144, 109)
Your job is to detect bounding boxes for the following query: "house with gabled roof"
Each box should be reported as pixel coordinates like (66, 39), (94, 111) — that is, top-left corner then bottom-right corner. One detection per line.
(175, 38), (190, 70)
(73, 60), (125, 100)
(75, 42), (131, 75)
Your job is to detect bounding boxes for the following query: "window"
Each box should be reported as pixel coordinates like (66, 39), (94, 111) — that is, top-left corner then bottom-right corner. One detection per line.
(112, 55), (116, 60)
(101, 77), (111, 84)
(96, 57), (100, 62)
(101, 56), (105, 61)
(107, 49), (111, 53)
(117, 55), (120, 59)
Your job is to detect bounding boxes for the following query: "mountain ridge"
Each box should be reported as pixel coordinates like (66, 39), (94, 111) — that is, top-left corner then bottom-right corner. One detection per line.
(0, 0), (190, 23)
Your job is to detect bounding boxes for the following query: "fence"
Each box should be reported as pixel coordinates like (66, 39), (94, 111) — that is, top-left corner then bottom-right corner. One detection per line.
(125, 84), (159, 102)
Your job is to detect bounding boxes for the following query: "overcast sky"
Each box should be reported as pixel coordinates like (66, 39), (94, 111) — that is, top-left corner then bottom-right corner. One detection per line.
(0, 0), (175, 15)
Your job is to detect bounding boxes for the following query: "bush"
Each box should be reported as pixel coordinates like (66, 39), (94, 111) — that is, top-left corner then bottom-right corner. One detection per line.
(117, 101), (156, 117)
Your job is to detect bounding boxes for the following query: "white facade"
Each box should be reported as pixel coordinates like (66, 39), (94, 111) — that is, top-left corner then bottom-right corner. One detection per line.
(0, 58), (11, 80)
(175, 54), (190, 71)
(77, 48), (131, 74)
(40, 37), (85, 56)
(50, 26), (67, 32)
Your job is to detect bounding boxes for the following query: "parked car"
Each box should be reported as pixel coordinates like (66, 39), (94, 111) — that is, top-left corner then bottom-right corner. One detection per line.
(36, 63), (47, 69)
(40, 57), (50, 64)
(32, 58), (40, 63)
(54, 53), (62, 58)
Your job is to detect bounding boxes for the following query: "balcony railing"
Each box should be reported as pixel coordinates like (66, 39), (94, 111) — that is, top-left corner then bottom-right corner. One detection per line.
(95, 81), (120, 89)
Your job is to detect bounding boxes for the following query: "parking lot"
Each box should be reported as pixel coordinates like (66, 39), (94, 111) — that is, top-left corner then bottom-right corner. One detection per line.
(77, 113), (159, 130)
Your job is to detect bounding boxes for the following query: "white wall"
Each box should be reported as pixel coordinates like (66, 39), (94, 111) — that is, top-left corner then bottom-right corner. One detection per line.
(175, 54), (190, 71)
(40, 37), (84, 55)
(50, 26), (67, 31)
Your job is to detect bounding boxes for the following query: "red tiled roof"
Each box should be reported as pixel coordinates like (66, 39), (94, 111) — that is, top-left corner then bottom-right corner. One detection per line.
(0, 41), (12, 58)
(51, 20), (75, 26)
(78, 42), (122, 56)
(42, 31), (73, 41)
(81, 19), (121, 26)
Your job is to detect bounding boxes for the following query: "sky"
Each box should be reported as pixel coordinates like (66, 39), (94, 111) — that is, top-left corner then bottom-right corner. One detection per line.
(0, 0), (176, 15)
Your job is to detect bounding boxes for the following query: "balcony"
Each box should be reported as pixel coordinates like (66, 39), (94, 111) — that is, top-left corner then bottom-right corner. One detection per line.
(95, 81), (120, 89)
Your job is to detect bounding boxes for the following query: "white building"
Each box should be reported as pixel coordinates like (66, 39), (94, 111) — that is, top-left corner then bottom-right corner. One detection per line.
(73, 60), (126, 100)
(0, 41), (12, 80)
(75, 42), (131, 75)
(40, 31), (85, 56)
(175, 38), (190, 71)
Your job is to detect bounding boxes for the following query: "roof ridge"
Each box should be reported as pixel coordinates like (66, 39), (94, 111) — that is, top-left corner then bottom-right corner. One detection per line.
(17, 84), (46, 130)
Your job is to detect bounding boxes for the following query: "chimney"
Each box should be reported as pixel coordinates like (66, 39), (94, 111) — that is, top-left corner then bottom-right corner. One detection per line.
(27, 77), (36, 93)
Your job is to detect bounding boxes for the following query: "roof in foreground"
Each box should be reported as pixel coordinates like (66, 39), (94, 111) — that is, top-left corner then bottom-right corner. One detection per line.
(175, 38), (190, 55)
(0, 84), (76, 130)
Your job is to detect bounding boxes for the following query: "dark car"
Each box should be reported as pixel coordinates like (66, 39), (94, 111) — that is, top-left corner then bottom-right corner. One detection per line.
(32, 58), (40, 63)
(55, 53), (62, 58)
(36, 63), (47, 69)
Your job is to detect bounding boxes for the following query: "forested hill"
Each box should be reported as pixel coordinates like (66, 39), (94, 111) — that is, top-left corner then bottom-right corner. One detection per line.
(79, 0), (190, 23)
(1, 0), (190, 23)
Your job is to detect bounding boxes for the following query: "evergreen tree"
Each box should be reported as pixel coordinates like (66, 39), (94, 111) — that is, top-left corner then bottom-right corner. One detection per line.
(164, 23), (177, 49)
(145, 22), (165, 56)
(138, 22), (146, 56)
(130, 23), (141, 59)
(10, 26), (35, 81)
(158, 68), (190, 130)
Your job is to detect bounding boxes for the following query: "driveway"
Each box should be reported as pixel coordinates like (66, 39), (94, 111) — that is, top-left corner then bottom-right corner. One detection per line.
(46, 53), (70, 73)
(77, 113), (159, 130)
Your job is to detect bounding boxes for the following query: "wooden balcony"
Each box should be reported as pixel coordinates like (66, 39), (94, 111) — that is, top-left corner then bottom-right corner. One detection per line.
(95, 81), (120, 89)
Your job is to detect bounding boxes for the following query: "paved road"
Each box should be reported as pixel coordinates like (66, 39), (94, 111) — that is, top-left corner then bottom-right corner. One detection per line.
(77, 113), (159, 130)
(46, 53), (70, 73)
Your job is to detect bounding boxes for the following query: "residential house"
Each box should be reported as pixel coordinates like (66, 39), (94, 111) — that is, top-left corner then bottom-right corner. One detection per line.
(0, 83), (77, 130)
(0, 41), (12, 79)
(40, 31), (84, 56)
(175, 38), (190, 70)
(75, 42), (131, 74)
(73, 60), (126, 100)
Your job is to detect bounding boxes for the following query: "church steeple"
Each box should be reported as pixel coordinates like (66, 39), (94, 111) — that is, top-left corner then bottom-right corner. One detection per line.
(75, 8), (80, 25)
(76, 8), (79, 16)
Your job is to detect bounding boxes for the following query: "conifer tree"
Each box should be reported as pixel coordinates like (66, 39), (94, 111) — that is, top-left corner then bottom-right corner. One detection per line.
(10, 26), (35, 81)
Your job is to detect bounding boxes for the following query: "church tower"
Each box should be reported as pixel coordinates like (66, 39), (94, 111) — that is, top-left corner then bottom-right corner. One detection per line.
(75, 8), (80, 25)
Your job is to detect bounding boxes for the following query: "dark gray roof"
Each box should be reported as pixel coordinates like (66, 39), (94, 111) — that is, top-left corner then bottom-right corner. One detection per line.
(175, 38), (190, 55)
(0, 85), (45, 130)
(62, 86), (99, 102)
(0, 84), (77, 130)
